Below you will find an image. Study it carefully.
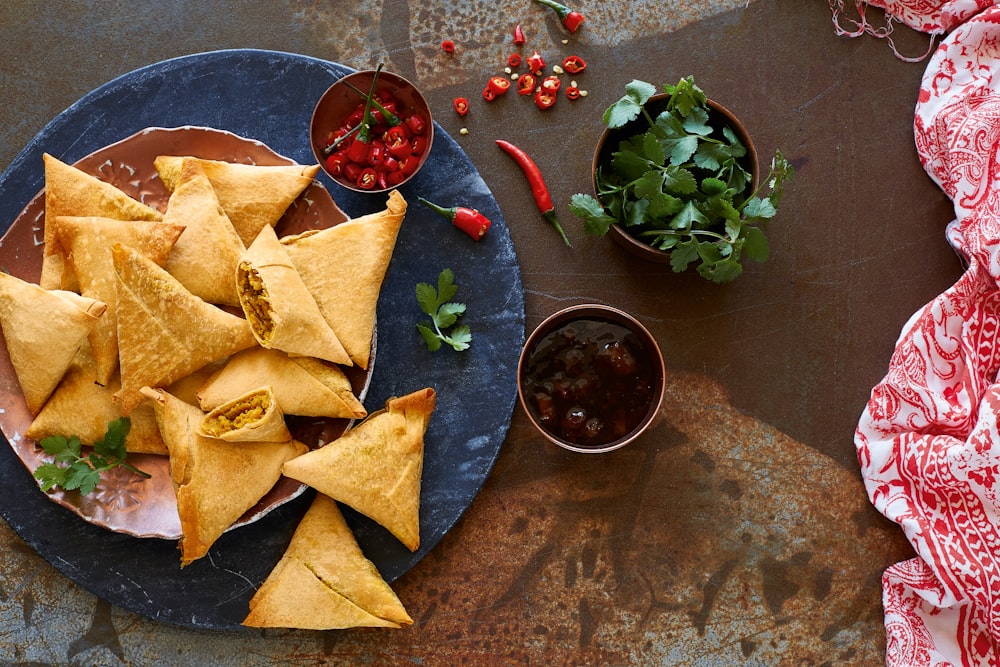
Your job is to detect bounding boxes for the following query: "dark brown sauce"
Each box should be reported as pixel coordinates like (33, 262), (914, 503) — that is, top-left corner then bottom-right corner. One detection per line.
(521, 317), (657, 448)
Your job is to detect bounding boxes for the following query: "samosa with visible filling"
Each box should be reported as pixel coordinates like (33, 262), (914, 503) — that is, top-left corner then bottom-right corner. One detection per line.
(112, 244), (256, 414)
(154, 155), (319, 246)
(281, 190), (406, 369)
(41, 153), (163, 290)
(54, 214), (185, 385)
(161, 159), (246, 306)
(236, 225), (350, 365)
(0, 271), (106, 415)
(243, 493), (411, 629)
(142, 387), (307, 566)
(196, 347), (365, 419)
(282, 387), (435, 551)
(197, 385), (291, 443)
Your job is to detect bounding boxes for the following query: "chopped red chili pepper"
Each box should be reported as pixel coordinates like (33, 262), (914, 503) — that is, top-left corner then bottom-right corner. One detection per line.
(405, 113), (427, 135)
(419, 197), (491, 241)
(383, 125), (412, 158)
(343, 161), (363, 183)
(541, 75), (561, 92)
(442, 40), (455, 53)
(482, 86), (497, 102)
(366, 142), (386, 168)
(513, 24), (526, 45)
(325, 151), (348, 177)
(565, 85), (580, 100)
(534, 89), (556, 110)
(527, 50), (546, 74)
(517, 73), (537, 96)
(496, 139), (571, 246)
(453, 96), (470, 116)
(532, 0), (585, 33)
(356, 167), (378, 190)
(346, 136), (370, 164)
(410, 134), (429, 156)
(508, 53), (522, 68)
(561, 55), (587, 74)
(487, 76), (511, 96)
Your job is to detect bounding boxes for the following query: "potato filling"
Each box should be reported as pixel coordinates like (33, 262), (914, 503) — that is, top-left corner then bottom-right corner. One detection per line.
(203, 392), (270, 436)
(237, 262), (274, 343)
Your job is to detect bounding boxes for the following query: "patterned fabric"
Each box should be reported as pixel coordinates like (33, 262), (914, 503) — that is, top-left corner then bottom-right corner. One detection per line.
(856, 4), (1000, 665)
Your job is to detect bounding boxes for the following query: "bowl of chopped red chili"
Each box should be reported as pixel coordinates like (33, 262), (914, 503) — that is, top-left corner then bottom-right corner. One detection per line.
(517, 304), (665, 453)
(310, 69), (433, 193)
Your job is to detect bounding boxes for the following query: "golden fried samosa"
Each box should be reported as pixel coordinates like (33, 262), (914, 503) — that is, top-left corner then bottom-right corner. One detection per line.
(153, 156), (319, 246)
(142, 387), (307, 566)
(26, 342), (166, 455)
(237, 225), (350, 365)
(282, 387), (435, 551)
(243, 493), (411, 629)
(54, 215), (185, 385)
(196, 347), (365, 419)
(197, 385), (291, 443)
(0, 271), (106, 415)
(112, 244), (256, 414)
(161, 159), (245, 306)
(41, 153), (163, 290)
(281, 190), (406, 369)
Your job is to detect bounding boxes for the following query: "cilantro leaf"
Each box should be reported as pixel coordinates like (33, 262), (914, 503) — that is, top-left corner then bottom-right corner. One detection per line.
(603, 80), (658, 129)
(570, 194), (618, 237)
(33, 417), (147, 495)
(416, 269), (473, 352)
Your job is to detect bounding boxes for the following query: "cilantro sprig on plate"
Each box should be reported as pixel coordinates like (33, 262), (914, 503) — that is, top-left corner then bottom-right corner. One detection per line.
(416, 268), (472, 352)
(34, 417), (149, 495)
(570, 76), (792, 284)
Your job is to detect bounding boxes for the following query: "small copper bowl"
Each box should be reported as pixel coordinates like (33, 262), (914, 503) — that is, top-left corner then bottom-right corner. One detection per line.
(310, 69), (433, 193)
(593, 95), (759, 263)
(517, 304), (666, 453)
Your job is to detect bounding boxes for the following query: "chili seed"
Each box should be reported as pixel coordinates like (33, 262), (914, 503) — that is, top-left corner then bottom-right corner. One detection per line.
(553, 65), (564, 75)
(460, 128), (469, 135)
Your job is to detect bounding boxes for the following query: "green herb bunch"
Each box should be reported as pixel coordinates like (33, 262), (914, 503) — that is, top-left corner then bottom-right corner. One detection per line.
(416, 268), (472, 352)
(569, 76), (793, 284)
(34, 417), (149, 495)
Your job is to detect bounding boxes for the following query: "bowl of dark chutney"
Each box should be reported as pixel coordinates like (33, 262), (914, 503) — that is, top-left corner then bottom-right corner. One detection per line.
(517, 304), (665, 453)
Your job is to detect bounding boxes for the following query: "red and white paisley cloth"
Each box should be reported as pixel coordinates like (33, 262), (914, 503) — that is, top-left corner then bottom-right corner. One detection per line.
(852, 2), (1000, 665)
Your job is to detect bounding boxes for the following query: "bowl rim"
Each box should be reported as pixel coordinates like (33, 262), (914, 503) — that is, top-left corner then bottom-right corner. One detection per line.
(592, 94), (759, 262)
(517, 303), (666, 453)
(309, 69), (433, 194)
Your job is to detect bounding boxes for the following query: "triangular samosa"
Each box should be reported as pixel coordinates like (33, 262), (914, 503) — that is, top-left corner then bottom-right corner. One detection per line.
(195, 347), (366, 419)
(153, 155), (319, 246)
(243, 493), (411, 629)
(281, 190), (406, 369)
(282, 387), (435, 551)
(162, 159), (246, 306)
(41, 153), (163, 290)
(237, 225), (350, 365)
(112, 244), (256, 414)
(0, 271), (106, 414)
(54, 215), (185, 385)
(142, 387), (307, 566)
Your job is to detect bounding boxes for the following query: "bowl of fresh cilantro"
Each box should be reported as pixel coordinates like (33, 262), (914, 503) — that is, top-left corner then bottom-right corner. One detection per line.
(568, 76), (793, 284)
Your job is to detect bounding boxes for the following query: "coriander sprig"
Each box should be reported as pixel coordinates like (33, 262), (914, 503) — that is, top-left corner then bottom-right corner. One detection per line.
(416, 268), (472, 352)
(34, 417), (149, 495)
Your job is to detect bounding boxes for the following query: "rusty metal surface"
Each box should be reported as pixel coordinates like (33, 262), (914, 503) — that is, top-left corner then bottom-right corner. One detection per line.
(0, 0), (958, 664)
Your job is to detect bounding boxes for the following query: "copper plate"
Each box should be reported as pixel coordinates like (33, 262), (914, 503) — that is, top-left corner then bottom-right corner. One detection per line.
(0, 126), (373, 539)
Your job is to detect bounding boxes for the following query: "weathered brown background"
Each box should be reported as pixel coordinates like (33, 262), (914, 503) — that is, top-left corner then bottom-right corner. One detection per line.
(0, 0), (959, 664)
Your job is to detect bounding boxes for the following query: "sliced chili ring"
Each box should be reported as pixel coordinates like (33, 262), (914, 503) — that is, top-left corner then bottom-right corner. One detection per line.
(325, 151), (348, 177)
(482, 86), (497, 102)
(517, 73), (537, 96)
(507, 53), (522, 68)
(534, 89), (556, 110)
(383, 125), (411, 158)
(441, 40), (455, 53)
(405, 113), (427, 135)
(410, 134), (429, 157)
(487, 76), (511, 96)
(565, 85), (580, 100)
(561, 55), (587, 74)
(541, 75), (561, 92)
(453, 96), (470, 116)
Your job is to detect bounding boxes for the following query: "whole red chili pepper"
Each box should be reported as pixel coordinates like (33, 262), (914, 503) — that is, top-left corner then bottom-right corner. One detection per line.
(419, 197), (491, 241)
(495, 139), (570, 246)
(532, 0), (585, 32)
